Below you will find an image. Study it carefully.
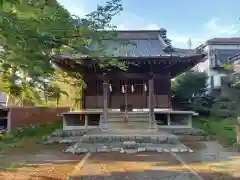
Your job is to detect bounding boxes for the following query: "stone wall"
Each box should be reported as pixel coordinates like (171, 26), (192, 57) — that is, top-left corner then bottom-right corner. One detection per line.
(7, 107), (69, 132)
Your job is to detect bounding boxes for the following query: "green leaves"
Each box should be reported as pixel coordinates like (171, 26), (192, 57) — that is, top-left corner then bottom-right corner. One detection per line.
(0, 0), (124, 105)
(172, 70), (207, 102)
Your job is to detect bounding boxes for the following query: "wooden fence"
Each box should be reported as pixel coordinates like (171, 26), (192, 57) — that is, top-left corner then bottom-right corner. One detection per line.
(7, 107), (69, 132)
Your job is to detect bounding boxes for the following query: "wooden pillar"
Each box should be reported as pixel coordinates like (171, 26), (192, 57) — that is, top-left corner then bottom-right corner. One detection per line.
(103, 74), (109, 130)
(168, 73), (172, 108)
(148, 74), (154, 129)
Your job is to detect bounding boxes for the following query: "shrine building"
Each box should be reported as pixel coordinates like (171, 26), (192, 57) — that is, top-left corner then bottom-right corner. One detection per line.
(54, 29), (205, 130)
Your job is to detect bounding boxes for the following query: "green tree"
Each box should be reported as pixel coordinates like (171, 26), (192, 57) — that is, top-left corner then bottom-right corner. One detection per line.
(0, 0), (124, 105)
(172, 70), (207, 103)
(45, 84), (68, 107)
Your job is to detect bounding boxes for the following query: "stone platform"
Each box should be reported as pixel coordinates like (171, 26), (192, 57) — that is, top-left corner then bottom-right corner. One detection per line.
(63, 128), (194, 154)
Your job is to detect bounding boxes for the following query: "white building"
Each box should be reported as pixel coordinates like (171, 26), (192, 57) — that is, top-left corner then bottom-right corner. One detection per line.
(196, 38), (240, 90)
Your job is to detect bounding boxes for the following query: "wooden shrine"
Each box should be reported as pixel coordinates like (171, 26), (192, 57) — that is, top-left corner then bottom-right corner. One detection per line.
(55, 30), (205, 130)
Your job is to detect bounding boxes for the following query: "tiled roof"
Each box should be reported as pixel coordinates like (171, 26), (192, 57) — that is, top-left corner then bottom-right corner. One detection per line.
(207, 37), (240, 44)
(90, 39), (166, 57)
(60, 30), (204, 59)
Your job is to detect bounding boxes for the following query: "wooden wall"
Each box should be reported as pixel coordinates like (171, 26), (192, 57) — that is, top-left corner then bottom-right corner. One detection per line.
(83, 76), (171, 109)
(7, 107), (69, 132)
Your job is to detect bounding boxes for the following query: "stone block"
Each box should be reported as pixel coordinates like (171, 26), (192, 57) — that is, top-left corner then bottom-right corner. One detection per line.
(88, 147), (97, 152)
(142, 137), (151, 143)
(107, 136), (113, 142)
(167, 137), (179, 144)
(121, 136), (129, 141)
(58, 139), (73, 144)
(137, 147), (146, 152)
(146, 147), (156, 152)
(150, 137), (158, 144)
(179, 148), (189, 152)
(112, 136), (121, 141)
(81, 137), (89, 143)
(111, 147), (121, 152)
(170, 148), (179, 153)
(120, 148), (125, 153)
(97, 146), (111, 153)
(75, 148), (88, 154)
(158, 137), (168, 144)
(188, 149), (194, 153)
(135, 136), (143, 143)
(51, 130), (61, 137)
(125, 149), (138, 154)
(123, 141), (136, 149)
(128, 136), (135, 141)
(156, 147), (163, 152)
(163, 148), (171, 152)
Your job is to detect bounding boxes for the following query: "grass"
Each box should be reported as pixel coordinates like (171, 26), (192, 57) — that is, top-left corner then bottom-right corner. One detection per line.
(0, 120), (62, 149)
(193, 116), (237, 147)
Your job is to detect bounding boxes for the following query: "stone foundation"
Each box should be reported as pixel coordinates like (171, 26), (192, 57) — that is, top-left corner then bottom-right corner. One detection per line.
(63, 128), (194, 154)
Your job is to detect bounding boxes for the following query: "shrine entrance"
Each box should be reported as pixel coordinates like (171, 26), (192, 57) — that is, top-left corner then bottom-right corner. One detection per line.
(109, 79), (148, 110)
(108, 79), (149, 121)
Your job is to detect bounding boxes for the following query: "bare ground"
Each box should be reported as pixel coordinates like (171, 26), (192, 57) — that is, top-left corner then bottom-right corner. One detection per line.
(0, 139), (240, 180)
(0, 139), (85, 180)
(69, 152), (199, 180)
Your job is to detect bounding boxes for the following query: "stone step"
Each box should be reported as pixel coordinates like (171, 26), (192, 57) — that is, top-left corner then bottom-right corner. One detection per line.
(44, 136), (81, 144)
(100, 112), (149, 119)
(64, 142), (194, 154)
(79, 135), (180, 144)
(161, 128), (205, 136)
(123, 141), (136, 149)
(49, 129), (89, 138)
(178, 135), (205, 142)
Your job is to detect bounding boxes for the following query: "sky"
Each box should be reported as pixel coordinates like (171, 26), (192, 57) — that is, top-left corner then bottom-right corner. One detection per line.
(57, 0), (240, 48)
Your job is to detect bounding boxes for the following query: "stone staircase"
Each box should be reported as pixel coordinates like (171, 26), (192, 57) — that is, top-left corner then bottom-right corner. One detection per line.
(44, 128), (206, 154)
(64, 129), (194, 154)
(99, 112), (154, 129)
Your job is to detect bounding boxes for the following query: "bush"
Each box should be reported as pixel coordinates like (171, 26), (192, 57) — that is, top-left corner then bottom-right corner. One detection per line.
(0, 121), (62, 149)
(193, 117), (236, 147)
(15, 121), (62, 138)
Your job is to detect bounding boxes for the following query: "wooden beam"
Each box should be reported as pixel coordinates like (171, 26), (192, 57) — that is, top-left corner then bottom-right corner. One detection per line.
(89, 72), (168, 80)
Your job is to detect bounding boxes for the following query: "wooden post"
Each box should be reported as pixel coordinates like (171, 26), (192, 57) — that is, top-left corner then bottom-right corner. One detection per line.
(124, 85), (128, 121)
(168, 73), (172, 108)
(103, 74), (109, 130)
(148, 74), (154, 129)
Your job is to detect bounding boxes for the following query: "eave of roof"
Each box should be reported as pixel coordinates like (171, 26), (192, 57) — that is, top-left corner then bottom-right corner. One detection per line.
(206, 38), (240, 45)
(55, 53), (206, 65)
